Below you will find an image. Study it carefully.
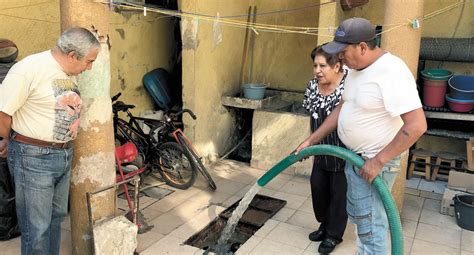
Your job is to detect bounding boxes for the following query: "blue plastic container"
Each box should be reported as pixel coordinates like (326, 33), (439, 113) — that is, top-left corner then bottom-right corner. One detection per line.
(242, 84), (266, 100)
(448, 75), (474, 100)
(143, 68), (172, 112)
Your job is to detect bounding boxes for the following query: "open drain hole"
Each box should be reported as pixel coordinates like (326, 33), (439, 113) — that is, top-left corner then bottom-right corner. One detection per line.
(184, 194), (286, 253)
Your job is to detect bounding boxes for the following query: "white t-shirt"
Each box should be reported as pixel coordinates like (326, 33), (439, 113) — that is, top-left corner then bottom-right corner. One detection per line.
(337, 52), (422, 158)
(0, 50), (81, 143)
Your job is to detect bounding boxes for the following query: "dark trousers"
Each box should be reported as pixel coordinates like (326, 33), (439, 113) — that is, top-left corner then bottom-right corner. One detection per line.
(310, 165), (348, 242)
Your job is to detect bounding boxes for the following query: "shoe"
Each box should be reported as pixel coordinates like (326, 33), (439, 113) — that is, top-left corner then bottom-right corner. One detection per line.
(318, 238), (341, 254)
(308, 229), (325, 242)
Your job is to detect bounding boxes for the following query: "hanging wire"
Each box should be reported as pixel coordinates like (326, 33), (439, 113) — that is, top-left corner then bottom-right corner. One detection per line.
(99, 0), (464, 38)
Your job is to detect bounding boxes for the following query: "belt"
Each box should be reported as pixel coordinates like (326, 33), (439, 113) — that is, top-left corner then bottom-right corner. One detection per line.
(13, 133), (71, 149)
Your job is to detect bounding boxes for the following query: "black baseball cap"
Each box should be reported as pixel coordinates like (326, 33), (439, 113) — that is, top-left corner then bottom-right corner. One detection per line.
(322, 17), (376, 54)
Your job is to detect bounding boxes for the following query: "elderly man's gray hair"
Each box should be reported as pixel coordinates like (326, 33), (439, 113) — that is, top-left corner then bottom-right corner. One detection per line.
(56, 27), (100, 59)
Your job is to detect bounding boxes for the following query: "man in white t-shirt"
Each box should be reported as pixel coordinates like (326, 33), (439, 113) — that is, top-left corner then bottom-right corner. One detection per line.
(296, 18), (427, 254)
(0, 27), (100, 255)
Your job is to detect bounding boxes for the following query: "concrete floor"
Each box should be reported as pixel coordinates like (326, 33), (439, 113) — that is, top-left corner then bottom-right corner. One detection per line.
(0, 159), (472, 255)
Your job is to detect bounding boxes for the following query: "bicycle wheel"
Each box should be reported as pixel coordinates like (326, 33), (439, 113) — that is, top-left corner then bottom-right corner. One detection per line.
(176, 133), (217, 190)
(154, 142), (196, 189)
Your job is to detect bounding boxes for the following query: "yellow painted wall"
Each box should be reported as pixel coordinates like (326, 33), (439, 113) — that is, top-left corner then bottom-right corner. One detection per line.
(180, 0), (252, 161)
(0, 0), (60, 59)
(247, 0), (320, 92)
(109, 11), (176, 114)
(332, 0), (473, 75)
(0, 1), (175, 114)
(180, 0), (324, 160)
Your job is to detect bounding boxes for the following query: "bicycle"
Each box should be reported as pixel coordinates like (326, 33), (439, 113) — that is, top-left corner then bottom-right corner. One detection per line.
(112, 93), (197, 189)
(156, 109), (217, 190)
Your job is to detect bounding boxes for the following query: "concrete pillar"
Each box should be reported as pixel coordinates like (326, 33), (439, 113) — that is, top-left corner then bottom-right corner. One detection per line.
(381, 0), (424, 212)
(381, 0), (424, 77)
(316, 1), (344, 46)
(60, 2), (116, 254)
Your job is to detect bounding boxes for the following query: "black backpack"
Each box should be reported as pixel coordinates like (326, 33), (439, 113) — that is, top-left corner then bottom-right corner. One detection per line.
(0, 158), (20, 240)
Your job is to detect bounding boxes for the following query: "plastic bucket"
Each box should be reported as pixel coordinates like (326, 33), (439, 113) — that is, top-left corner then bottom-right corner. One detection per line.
(421, 69), (453, 107)
(446, 95), (474, 113)
(242, 84), (266, 100)
(448, 75), (474, 100)
(453, 194), (474, 231)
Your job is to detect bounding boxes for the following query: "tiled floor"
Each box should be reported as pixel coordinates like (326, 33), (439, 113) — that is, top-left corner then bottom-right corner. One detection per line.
(0, 160), (472, 255)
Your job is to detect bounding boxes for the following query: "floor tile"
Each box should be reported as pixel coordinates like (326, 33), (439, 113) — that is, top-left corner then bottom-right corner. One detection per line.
(403, 194), (424, 209)
(405, 187), (421, 196)
(190, 189), (234, 207)
(415, 222), (461, 249)
(169, 205), (224, 239)
(422, 198), (441, 212)
(401, 205), (422, 221)
(145, 187), (201, 213)
(148, 212), (187, 235)
(271, 207), (296, 222)
(249, 239), (305, 255)
(420, 190), (443, 200)
(140, 234), (200, 255)
(404, 236), (414, 255)
(419, 208), (461, 230)
(253, 219), (280, 238)
(272, 192), (307, 210)
(461, 251), (474, 255)
(279, 180), (311, 197)
(401, 218), (418, 238)
(406, 177), (421, 189)
(418, 179), (446, 194)
(298, 197), (313, 214)
(222, 195), (241, 207)
(0, 236), (21, 255)
(332, 239), (358, 255)
(265, 222), (312, 249)
(286, 210), (318, 230)
(235, 236), (263, 255)
(461, 229), (474, 252)
(235, 184), (253, 197)
(222, 170), (259, 185)
(213, 178), (248, 195)
(261, 174), (292, 191)
(257, 187), (277, 197)
(136, 229), (165, 252)
(411, 239), (460, 255)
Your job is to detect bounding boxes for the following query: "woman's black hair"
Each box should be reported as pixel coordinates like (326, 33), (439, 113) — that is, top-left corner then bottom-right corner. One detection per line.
(310, 44), (343, 72)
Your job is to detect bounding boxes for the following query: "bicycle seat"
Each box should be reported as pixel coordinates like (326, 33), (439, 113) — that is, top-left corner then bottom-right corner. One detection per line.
(115, 142), (138, 164)
(113, 101), (135, 113)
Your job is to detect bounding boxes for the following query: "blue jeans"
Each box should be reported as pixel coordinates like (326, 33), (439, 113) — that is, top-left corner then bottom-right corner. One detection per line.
(7, 138), (73, 255)
(344, 156), (400, 255)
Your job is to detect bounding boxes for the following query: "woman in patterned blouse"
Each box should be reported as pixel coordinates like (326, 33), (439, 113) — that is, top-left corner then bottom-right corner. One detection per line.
(299, 45), (348, 254)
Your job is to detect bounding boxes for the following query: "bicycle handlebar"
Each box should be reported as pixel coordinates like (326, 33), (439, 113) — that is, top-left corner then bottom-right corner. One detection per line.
(111, 92), (122, 102)
(170, 109), (197, 120)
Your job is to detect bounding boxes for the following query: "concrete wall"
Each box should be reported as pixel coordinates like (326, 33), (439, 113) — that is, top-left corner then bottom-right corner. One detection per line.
(0, 0), (60, 59)
(180, 0), (253, 161)
(0, 1), (174, 114)
(247, 0), (320, 92)
(180, 0), (323, 161)
(109, 11), (176, 114)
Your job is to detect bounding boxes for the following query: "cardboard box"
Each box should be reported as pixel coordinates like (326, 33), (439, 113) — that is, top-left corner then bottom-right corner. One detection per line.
(448, 171), (474, 192)
(441, 187), (469, 216)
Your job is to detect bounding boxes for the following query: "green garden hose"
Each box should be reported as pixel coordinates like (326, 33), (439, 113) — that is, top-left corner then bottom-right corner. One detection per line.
(257, 145), (403, 255)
